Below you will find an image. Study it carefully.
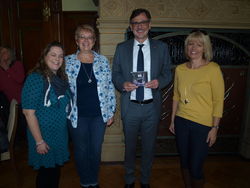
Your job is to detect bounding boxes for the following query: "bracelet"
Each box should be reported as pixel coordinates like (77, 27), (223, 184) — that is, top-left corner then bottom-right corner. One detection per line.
(211, 125), (219, 129)
(36, 140), (45, 146)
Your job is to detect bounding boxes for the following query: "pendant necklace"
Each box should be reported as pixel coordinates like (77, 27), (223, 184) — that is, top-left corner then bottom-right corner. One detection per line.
(82, 63), (93, 83)
(184, 85), (192, 104)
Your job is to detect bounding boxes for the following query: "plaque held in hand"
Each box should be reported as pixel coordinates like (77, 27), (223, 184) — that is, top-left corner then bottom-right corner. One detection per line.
(131, 71), (148, 86)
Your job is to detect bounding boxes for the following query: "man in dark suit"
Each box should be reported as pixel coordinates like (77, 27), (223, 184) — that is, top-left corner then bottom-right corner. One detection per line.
(112, 8), (172, 188)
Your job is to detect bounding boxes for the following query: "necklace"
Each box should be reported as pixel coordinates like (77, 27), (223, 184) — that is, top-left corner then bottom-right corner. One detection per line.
(81, 63), (93, 83)
(184, 84), (192, 104)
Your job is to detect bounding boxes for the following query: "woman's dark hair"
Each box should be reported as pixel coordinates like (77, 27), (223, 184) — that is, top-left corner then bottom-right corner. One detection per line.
(129, 8), (151, 23)
(31, 41), (68, 80)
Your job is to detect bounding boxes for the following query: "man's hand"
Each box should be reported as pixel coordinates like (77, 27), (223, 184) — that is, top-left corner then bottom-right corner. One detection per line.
(145, 79), (159, 89)
(123, 82), (138, 92)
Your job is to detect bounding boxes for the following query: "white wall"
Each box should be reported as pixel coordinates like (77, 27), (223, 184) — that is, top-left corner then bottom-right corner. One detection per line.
(62, 0), (97, 11)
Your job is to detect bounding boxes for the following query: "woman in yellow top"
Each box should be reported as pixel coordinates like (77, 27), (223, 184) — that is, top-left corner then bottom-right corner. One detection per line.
(169, 30), (224, 188)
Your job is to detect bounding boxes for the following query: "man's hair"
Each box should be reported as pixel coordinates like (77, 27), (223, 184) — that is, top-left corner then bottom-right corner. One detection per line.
(129, 8), (151, 23)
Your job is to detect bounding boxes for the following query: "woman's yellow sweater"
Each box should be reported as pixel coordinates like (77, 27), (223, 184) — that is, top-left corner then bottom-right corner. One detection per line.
(173, 62), (225, 127)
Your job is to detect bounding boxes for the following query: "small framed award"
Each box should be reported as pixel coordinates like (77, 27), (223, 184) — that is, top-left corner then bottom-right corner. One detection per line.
(131, 71), (148, 86)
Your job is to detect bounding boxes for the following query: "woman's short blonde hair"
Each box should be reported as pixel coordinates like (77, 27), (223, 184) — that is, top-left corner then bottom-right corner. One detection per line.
(184, 31), (213, 61)
(74, 24), (96, 41)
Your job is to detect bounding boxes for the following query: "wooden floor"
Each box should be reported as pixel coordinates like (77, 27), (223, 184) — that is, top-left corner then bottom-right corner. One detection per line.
(1, 141), (250, 188)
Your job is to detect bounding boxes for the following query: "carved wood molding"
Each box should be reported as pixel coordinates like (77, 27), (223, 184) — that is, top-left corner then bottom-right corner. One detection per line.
(99, 0), (250, 29)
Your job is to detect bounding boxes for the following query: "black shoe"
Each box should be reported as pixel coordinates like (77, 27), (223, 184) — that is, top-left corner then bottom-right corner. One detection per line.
(124, 182), (135, 188)
(141, 183), (150, 188)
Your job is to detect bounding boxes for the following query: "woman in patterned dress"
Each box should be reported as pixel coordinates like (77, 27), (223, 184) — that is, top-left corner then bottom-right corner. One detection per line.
(65, 24), (116, 188)
(22, 41), (71, 188)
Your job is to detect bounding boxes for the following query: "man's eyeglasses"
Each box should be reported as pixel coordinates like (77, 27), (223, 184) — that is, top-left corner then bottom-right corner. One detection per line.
(190, 29), (208, 35)
(130, 20), (150, 26)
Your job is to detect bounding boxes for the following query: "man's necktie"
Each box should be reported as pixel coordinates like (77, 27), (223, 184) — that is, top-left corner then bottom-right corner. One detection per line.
(136, 44), (144, 101)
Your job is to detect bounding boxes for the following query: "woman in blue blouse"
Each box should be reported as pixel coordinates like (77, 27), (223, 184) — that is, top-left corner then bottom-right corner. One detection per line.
(65, 24), (116, 188)
(22, 41), (71, 188)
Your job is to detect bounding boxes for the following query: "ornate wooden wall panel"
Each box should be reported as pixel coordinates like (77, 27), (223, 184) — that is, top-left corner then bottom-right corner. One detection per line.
(17, 0), (63, 72)
(0, 0), (62, 72)
(19, 26), (44, 71)
(99, 0), (250, 29)
(15, 0), (45, 72)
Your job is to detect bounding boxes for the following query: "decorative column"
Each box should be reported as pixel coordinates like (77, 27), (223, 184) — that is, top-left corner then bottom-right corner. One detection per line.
(97, 1), (129, 161)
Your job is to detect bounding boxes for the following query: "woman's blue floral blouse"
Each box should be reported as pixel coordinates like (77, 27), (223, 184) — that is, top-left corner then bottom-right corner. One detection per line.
(65, 51), (116, 128)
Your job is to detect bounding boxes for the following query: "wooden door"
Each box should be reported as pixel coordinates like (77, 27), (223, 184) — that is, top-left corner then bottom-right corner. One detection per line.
(0, 0), (12, 46)
(0, 0), (62, 72)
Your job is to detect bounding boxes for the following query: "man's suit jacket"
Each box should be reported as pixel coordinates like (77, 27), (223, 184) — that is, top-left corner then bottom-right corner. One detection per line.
(112, 38), (172, 119)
